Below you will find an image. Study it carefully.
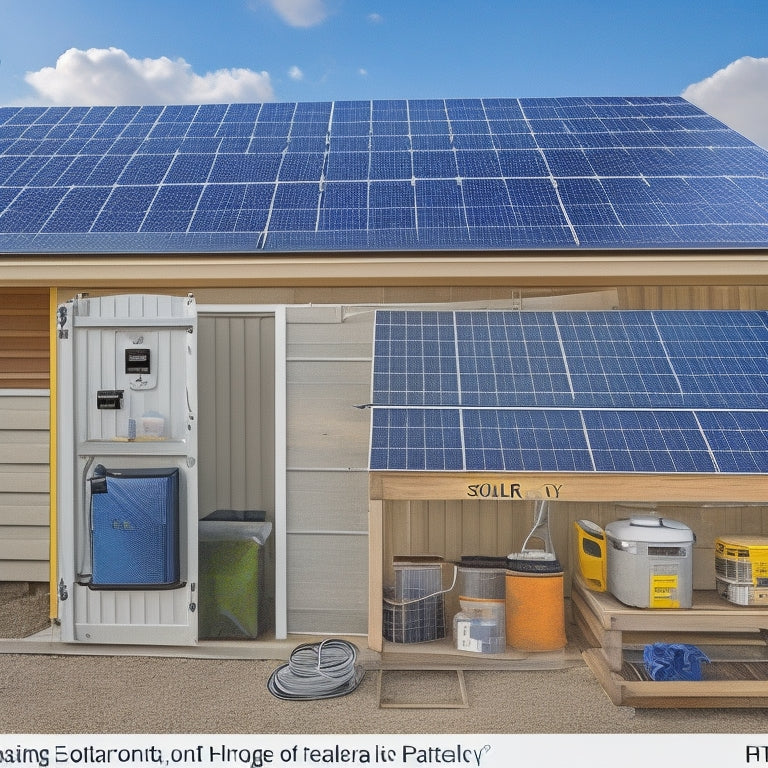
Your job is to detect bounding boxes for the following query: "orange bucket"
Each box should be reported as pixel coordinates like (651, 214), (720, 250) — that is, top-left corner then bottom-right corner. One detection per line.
(505, 569), (566, 651)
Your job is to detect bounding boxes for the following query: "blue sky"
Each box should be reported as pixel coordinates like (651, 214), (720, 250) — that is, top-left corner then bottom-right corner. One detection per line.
(1, 0), (767, 144)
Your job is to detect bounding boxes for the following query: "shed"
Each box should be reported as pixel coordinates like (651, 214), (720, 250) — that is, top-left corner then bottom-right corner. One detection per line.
(1, 96), (767, 704)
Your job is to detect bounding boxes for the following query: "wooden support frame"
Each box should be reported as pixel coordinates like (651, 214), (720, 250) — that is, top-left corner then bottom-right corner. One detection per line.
(377, 668), (469, 709)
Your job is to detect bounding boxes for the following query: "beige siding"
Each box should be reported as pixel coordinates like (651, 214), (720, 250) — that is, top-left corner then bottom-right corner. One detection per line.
(0, 396), (50, 581)
(285, 306), (373, 634)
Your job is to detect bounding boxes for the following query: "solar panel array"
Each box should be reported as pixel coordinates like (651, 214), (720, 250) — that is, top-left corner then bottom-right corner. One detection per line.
(1, 97), (767, 253)
(369, 310), (768, 474)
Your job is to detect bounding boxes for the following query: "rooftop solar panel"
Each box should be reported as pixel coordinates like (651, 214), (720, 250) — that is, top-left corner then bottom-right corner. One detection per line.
(1, 96), (767, 253)
(369, 310), (768, 474)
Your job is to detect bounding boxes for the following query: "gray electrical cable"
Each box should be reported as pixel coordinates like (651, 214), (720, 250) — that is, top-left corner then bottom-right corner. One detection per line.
(267, 639), (365, 700)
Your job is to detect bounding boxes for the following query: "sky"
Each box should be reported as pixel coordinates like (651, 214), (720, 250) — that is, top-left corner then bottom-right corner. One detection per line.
(0, 0), (766, 146)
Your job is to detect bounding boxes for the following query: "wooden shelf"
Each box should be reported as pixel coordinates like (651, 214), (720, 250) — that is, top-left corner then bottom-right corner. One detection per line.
(573, 575), (768, 708)
(381, 635), (584, 670)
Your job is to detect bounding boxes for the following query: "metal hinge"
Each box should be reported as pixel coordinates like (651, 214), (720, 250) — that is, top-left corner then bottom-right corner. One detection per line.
(58, 578), (69, 602)
(57, 305), (69, 339)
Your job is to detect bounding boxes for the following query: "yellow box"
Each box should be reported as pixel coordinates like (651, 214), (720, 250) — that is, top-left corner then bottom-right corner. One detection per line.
(714, 536), (768, 587)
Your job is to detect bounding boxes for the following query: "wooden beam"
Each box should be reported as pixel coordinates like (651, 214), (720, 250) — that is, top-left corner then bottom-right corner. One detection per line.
(368, 498), (384, 653)
(370, 471), (768, 504)
(1, 252), (768, 288)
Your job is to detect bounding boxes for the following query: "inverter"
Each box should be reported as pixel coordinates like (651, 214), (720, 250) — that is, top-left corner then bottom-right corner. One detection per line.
(90, 466), (180, 588)
(605, 515), (694, 609)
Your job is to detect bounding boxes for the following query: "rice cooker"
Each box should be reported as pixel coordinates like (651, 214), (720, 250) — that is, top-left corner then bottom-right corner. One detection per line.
(605, 515), (694, 609)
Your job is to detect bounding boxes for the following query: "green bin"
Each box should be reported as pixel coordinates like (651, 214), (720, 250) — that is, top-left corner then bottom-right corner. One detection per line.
(198, 511), (272, 640)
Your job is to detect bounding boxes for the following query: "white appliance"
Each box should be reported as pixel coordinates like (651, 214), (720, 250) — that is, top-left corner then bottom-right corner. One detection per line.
(605, 515), (694, 609)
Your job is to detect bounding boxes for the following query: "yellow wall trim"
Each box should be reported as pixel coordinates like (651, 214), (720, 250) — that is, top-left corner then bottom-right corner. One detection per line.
(48, 288), (57, 619)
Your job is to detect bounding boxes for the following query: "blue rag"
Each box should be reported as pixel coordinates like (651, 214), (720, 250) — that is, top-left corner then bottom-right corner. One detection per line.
(643, 643), (710, 681)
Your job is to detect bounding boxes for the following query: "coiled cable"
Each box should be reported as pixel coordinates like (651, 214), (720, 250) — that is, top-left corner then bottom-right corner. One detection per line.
(267, 639), (365, 700)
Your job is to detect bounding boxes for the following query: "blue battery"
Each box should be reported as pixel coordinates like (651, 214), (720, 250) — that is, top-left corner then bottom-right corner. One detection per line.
(90, 467), (180, 587)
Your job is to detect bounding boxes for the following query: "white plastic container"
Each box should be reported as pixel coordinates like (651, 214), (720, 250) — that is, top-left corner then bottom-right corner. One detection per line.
(605, 515), (694, 609)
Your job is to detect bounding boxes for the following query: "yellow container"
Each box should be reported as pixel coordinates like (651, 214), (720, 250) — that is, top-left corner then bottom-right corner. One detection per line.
(715, 536), (768, 587)
(573, 520), (607, 592)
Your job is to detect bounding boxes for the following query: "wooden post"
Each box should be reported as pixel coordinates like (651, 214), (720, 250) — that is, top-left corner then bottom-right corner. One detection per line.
(368, 498), (384, 652)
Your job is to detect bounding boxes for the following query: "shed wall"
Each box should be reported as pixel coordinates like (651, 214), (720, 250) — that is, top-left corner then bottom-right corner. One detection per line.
(285, 306), (373, 633)
(0, 394), (49, 581)
(2, 280), (767, 602)
(197, 314), (276, 626)
(0, 290), (49, 390)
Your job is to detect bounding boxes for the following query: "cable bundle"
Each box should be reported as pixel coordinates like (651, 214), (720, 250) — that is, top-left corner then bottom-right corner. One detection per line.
(267, 639), (365, 700)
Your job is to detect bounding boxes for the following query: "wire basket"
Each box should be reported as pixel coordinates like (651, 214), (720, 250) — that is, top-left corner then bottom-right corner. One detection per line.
(383, 590), (447, 644)
(383, 560), (456, 644)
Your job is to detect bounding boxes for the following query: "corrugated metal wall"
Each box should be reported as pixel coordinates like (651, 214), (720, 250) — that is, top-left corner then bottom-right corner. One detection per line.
(197, 313), (276, 625)
(198, 314), (275, 516)
(0, 395), (49, 581)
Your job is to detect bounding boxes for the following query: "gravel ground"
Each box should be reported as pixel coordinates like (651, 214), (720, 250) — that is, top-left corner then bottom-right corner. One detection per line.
(0, 582), (50, 639)
(0, 583), (766, 734)
(0, 653), (767, 734)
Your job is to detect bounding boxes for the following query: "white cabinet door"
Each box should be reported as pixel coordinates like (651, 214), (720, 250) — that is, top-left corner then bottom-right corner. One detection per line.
(57, 294), (198, 646)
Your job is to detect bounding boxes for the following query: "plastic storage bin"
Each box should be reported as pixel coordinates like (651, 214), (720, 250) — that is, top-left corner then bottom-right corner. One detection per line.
(457, 557), (507, 600)
(453, 598), (506, 654)
(198, 510), (271, 640)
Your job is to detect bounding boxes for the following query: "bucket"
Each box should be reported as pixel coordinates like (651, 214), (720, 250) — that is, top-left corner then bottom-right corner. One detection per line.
(457, 563), (506, 600)
(505, 566), (566, 651)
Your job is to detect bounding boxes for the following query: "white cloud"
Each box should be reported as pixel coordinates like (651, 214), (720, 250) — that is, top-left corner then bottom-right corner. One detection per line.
(267, 0), (328, 27)
(682, 57), (768, 149)
(358, 68), (368, 77)
(24, 47), (274, 105)
(367, 13), (383, 23)
(288, 65), (304, 81)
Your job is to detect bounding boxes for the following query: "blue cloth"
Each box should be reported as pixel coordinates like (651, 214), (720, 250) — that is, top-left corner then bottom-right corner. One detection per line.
(643, 643), (710, 681)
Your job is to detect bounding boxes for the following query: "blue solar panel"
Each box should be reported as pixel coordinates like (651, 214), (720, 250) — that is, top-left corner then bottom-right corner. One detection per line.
(462, 409), (594, 472)
(369, 310), (768, 473)
(1, 96), (768, 253)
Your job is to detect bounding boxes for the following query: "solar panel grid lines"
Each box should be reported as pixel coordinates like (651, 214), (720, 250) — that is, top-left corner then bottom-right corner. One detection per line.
(369, 310), (768, 474)
(1, 97), (768, 251)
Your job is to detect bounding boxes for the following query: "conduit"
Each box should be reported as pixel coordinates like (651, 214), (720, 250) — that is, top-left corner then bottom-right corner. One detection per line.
(267, 639), (365, 700)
